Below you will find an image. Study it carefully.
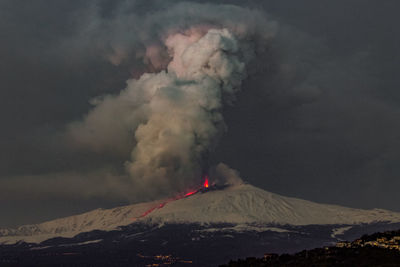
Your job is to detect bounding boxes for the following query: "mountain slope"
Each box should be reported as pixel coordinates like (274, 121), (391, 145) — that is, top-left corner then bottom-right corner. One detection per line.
(145, 184), (400, 225)
(1, 184), (400, 244)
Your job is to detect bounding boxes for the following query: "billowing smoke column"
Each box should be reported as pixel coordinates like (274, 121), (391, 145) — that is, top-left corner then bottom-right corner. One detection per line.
(127, 28), (245, 193)
(67, 3), (276, 199)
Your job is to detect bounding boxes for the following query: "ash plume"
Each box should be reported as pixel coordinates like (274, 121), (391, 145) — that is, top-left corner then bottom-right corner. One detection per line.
(67, 2), (276, 198)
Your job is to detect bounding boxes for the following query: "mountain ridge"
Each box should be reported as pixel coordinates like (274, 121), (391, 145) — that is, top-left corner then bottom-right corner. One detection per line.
(1, 183), (400, 244)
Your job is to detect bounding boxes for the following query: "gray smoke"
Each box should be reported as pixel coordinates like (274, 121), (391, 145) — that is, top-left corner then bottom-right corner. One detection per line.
(66, 2), (276, 198)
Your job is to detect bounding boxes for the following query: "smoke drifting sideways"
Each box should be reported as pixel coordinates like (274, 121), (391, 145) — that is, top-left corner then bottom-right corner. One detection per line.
(66, 3), (276, 200)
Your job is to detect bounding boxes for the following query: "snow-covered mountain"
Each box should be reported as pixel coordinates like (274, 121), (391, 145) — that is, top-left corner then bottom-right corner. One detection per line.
(144, 184), (400, 225)
(1, 183), (400, 244)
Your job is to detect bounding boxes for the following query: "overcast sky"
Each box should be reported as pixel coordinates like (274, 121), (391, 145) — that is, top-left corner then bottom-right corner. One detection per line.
(1, 0), (400, 227)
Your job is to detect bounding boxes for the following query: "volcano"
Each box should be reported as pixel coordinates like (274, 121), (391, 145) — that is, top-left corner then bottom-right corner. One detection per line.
(2, 184), (400, 266)
(2, 183), (400, 244)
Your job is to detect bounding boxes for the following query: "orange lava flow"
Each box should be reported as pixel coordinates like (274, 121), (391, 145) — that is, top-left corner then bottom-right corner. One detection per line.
(184, 190), (197, 197)
(136, 189), (200, 219)
(139, 206), (158, 218)
(133, 176), (211, 220)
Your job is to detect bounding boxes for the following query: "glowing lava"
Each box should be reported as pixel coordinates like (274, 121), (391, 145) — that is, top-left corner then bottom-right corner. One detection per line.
(134, 176), (212, 220)
(184, 190), (197, 197)
(204, 176), (209, 188)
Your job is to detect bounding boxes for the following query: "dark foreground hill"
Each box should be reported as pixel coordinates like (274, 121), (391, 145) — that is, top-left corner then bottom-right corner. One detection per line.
(222, 229), (400, 267)
(2, 223), (400, 267)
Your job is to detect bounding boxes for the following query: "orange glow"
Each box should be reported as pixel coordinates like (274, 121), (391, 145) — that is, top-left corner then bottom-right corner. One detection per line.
(184, 190), (197, 197)
(134, 188), (201, 220)
(204, 176), (209, 188)
(132, 177), (211, 221)
(139, 206), (158, 218)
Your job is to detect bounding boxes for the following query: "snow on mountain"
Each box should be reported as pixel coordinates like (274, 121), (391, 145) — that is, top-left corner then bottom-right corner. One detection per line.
(0, 200), (161, 244)
(1, 183), (400, 244)
(144, 184), (400, 225)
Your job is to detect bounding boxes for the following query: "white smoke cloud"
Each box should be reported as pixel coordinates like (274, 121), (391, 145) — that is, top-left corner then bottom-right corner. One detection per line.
(64, 2), (277, 74)
(214, 163), (243, 186)
(66, 3), (277, 198)
(125, 29), (246, 195)
(66, 3), (277, 155)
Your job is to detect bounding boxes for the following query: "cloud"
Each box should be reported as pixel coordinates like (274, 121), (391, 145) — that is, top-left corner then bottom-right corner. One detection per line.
(214, 163), (243, 186)
(67, 25), (275, 198)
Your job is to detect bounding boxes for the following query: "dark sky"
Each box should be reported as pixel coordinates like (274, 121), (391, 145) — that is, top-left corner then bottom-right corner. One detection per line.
(1, 0), (400, 227)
